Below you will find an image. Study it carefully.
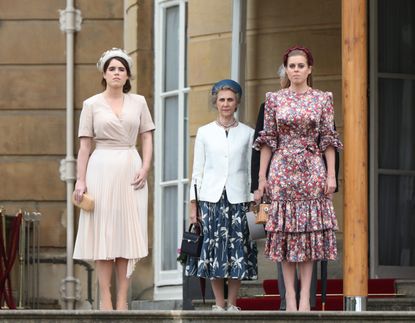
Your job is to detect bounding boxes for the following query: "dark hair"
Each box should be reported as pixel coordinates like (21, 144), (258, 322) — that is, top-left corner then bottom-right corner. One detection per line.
(101, 57), (132, 93)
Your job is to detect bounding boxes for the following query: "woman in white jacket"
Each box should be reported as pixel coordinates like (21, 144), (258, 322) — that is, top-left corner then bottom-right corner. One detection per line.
(185, 79), (258, 312)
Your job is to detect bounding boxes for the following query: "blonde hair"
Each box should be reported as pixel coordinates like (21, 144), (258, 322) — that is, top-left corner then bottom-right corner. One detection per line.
(277, 64), (289, 89)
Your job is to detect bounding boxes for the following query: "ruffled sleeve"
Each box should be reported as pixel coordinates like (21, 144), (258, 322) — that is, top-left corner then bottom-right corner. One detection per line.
(319, 92), (343, 152)
(253, 92), (278, 152)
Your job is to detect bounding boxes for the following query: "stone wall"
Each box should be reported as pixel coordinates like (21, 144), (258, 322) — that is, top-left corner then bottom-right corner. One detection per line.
(0, 0), (124, 306)
(188, 0), (343, 227)
(124, 0), (155, 301)
(187, 0), (344, 278)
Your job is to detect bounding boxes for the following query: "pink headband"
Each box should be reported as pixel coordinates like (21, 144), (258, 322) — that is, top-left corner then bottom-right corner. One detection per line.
(283, 46), (314, 66)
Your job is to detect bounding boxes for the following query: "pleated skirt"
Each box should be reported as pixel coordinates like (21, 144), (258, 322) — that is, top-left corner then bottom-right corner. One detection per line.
(185, 191), (258, 280)
(73, 147), (148, 278)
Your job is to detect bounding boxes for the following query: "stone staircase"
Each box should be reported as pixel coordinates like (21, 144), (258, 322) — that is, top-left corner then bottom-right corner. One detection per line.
(1, 310), (415, 323)
(193, 279), (415, 311)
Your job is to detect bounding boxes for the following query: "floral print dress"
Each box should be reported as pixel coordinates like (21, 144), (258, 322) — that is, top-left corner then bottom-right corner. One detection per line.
(254, 88), (343, 262)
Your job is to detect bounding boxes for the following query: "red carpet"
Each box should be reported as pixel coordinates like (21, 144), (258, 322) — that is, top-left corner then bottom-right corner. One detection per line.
(236, 279), (396, 311)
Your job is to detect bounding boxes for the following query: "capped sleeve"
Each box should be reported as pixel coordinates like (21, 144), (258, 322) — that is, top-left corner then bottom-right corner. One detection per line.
(319, 92), (343, 152)
(138, 97), (155, 133)
(253, 92), (278, 152)
(78, 100), (94, 138)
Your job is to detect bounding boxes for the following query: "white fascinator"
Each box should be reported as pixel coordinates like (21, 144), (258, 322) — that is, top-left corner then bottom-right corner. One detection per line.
(96, 48), (133, 72)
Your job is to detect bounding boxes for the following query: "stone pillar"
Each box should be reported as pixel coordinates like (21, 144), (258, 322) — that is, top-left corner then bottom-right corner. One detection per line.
(123, 0), (155, 302)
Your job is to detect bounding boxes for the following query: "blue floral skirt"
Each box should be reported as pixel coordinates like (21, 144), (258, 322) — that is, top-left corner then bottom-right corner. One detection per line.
(185, 191), (258, 280)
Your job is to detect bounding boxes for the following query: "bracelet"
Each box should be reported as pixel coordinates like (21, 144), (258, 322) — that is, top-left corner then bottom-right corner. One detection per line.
(258, 177), (267, 182)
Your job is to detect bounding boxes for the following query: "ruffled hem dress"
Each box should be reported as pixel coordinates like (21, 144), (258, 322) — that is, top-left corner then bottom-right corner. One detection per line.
(253, 88), (343, 263)
(73, 93), (155, 278)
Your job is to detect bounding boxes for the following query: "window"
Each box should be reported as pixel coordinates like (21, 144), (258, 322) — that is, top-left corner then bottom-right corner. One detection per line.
(370, 0), (415, 278)
(154, 0), (188, 297)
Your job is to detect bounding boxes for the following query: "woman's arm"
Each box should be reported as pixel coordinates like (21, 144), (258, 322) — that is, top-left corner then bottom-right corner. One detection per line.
(132, 131), (153, 190)
(324, 145), (336, 195)
(74, 137), (92, 202)
(189, 129), (205, 223)
(254, 145), (272, 203)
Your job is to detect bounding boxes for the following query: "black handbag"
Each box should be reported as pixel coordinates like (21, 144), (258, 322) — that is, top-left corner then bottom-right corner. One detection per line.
(180, 184), (203, 258)
(181, 222), (203, 257)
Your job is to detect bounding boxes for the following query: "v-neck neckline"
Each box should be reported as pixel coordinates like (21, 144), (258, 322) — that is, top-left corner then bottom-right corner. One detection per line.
(101, 93), (125, 119)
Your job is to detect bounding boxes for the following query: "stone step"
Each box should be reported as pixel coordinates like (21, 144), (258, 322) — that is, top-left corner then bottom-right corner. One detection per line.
(396, 280), (415, 297)
(1, 310), (415, 322)
(239, 281), (264, 297)
(368, 297), (415, 311)
(131, 299), (182, 310)
(194, 297), (415, 312)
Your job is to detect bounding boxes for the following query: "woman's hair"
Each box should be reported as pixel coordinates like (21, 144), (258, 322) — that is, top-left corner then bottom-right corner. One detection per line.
(210, 85), (241, 107)
(101, 57), (132, 93)
(283, 48), (313, 87)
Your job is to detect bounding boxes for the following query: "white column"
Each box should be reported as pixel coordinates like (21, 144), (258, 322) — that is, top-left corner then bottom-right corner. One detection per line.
(231, 0), (247, 119)
(58, 0), (82, 310)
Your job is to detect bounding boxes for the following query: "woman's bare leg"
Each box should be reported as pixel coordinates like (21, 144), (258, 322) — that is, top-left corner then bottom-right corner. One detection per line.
(211, 279), (225, 308)
(115, 258), (130, 310)
(227, 279), (241, 307)
(96, 260), (113, 310)
(298, 261), (314, 311)
(281, 261), (298, 312)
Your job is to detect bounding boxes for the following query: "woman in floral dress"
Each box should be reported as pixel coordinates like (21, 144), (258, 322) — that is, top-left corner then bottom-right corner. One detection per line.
(186, 79), (257, 312)
(254, 46), (343, 312)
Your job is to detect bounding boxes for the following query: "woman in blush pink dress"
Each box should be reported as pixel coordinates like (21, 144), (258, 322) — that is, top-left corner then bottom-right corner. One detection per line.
(254, 46), (342, 312)
(73, 48), (155, 310)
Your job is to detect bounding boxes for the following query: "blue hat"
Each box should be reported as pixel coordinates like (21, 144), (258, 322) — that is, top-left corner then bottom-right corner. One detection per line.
(211, 79), (242, 96)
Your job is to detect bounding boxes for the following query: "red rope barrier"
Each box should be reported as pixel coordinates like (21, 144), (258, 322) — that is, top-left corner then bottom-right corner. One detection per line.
(0, 211), (22, 309)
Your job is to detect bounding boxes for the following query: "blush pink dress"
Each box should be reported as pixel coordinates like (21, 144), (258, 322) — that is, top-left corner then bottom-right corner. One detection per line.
(73, 93), (155, 277)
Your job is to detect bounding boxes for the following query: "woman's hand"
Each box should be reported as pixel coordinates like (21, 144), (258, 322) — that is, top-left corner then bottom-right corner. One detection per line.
(324, 174), (336, 197)
(131, 168), (148, 190)
(254, 178), (268, 204)
(74, 180), (87, 203)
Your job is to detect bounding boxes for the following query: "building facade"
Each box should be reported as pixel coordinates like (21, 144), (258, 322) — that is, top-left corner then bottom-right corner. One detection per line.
(0, 0), (413, 308)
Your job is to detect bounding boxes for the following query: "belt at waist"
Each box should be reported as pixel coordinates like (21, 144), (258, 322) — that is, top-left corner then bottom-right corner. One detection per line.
(95, 143), (136, 150)
(277, 142), (320, 154)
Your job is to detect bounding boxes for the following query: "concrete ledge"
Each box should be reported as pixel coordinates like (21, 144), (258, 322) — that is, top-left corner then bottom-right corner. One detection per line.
(0, 310), (415, 322)
(368, 298), (415, 311)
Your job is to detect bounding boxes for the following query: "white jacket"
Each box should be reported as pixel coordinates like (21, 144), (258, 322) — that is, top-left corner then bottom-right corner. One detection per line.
(190, 121), (254, 203)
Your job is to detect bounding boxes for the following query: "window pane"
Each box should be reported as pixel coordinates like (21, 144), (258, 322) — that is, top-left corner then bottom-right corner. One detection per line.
(164, 5), (179, 91)
(162, 186), (178, 270)
(378, 79), (415, 170)
(163, 96), (179, 181)
(183, 93), (188, 177)
(183, 182), (188, 225)
(378, 175), (415, 266)
(378, 0), (415, 74)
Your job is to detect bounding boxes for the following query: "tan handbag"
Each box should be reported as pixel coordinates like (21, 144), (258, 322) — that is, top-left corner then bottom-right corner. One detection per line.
(254, 202), (270, 224)
(72, 192), (95, 212)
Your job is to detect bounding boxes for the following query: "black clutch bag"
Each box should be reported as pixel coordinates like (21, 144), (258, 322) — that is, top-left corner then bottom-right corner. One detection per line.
(180, 184), (203, 258)
(181, 222), (203, 257)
